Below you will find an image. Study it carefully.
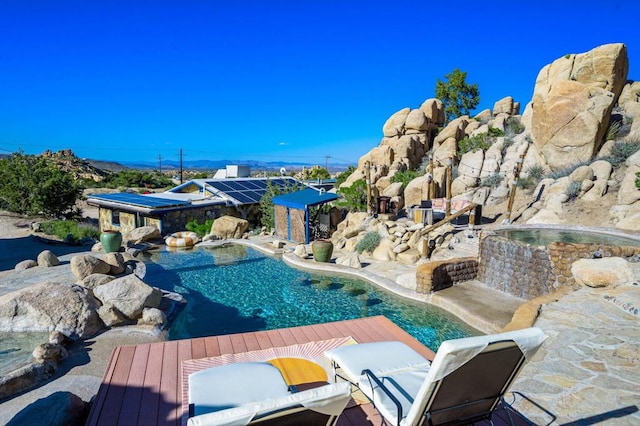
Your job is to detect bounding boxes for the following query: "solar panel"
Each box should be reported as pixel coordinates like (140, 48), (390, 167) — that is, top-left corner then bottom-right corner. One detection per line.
(89, 193), (190, 209)
(203, 177), (303, 205)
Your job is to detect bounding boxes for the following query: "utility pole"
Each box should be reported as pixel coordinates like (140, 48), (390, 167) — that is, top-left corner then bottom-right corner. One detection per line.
(158, 154), (163, 174)
(179, 148), (184, 184)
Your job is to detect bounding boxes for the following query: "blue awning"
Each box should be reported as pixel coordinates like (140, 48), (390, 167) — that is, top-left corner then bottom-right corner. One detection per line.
(272, 188), (337, 210)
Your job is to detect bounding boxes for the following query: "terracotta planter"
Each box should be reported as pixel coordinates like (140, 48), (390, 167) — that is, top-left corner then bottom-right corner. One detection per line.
(312, 239), (334, 263)
(100, 230), (122, 253)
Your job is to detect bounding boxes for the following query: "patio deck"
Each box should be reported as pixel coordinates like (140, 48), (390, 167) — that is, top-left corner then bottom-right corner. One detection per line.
(86, 316), (527, 426)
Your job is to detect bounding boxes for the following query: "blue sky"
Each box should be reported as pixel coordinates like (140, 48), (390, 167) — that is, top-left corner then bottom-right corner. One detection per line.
(0, 0), (638, 167)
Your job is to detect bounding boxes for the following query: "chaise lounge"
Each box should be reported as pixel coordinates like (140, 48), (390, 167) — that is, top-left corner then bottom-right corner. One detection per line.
(187, 361), (352, 426)
(324, 327), (547, 426)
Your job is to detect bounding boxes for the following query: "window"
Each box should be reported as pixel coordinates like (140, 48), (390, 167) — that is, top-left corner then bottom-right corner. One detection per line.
(111, 210), (120, 226)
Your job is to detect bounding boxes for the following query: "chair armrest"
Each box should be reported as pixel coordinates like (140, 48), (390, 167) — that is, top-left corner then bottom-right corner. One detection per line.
(362, 369), (403, 424)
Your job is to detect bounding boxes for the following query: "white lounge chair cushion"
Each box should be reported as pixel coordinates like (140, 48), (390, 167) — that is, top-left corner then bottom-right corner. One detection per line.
(187, 381), (352, 426)
(325, 341), (431, 382)
(189, 362), (290, 417)
(358, 367), (430, 426)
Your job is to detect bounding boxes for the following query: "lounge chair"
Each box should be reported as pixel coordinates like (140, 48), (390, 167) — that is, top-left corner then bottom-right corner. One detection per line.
(324, 327), (547, 426)
(187, 361), (352, 426)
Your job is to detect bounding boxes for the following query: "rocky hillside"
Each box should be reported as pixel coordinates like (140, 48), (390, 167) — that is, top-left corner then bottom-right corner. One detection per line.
(38, 149), (125, 182)
(340, 43), (640, 232)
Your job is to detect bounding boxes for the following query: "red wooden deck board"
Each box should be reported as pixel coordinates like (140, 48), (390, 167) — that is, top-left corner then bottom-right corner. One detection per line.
(88, 316), (443, 426)
(137, 342), (165, 425)
(117, 344), (151, 426)
(98, 345), (137, 425)
(203, 335), (221, 357)
(158, 341), (179, 425)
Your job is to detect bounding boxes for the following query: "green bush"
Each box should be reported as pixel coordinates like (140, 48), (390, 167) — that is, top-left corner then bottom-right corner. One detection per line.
(518, 164), (545, 190)
(0, 152), (83, 217)
(356, 232), (381, 254)
(480, 173), (503, 188)
(186, 219), (214, 237)
(506, 117), (525, 136)
(390, 169), (423, 189)
(335, 165), (356, 187)
(605, 120), (622, 142)
(102, 170), (174, 189)
(605, 140), (640, 166)
(487, 127), (504, 137)
(259, 180), (305, 229)
(636, 172), (640, 189)
(565, 181), (582, 201)
(336, 179), (368, 212)
(457, 134), (492, 157)
(41, 220), (100, 242)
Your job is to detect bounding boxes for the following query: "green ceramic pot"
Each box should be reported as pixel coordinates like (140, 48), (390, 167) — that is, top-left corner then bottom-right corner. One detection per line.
(312, 239), (334, 263)
(100, 230), (123, 253)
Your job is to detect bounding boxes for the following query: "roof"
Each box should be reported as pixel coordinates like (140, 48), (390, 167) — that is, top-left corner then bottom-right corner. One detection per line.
(87, 192), (192, 209)
(171, 176), (303, 205)
(272, 188), (338, 209)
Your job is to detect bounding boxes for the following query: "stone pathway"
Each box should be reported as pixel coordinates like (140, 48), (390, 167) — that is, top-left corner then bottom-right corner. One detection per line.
(512, 284), (640, 425)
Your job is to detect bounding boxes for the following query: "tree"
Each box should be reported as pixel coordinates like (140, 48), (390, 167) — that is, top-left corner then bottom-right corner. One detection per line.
(435, 68), (480, 123)
(259, 180), (304, 230)
(0, 152), (83, 217)
(336, 179), (367, 212)
(307, 167), (331, 181)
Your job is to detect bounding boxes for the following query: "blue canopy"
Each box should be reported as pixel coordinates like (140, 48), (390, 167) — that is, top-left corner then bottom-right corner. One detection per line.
(272, 188), (337, 209)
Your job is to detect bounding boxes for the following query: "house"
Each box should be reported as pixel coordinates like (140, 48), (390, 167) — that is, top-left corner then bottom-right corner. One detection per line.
(87, 175), (302, 235)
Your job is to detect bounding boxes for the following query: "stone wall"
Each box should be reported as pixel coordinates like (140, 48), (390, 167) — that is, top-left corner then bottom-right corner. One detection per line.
(416, 258), (478, 293)
(478, 237), (640, 299)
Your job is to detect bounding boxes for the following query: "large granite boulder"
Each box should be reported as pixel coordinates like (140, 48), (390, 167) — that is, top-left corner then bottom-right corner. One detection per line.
(37, 250), (60, 267)
(70, 254), (111, 281)
(419, 98), (445, 125)
(211, 215), (249, 239)
(124, 225), (161, 244)
(15, 259), (37, 271)
(571, 257), (635, 288)
(6, 391), (86, 426)
(102, 252), (126, 275)
(93, 274), (162, 320)
(0, 281), (103, 338)
(382, 107), (410, 137)
(530, 44), (628, 171)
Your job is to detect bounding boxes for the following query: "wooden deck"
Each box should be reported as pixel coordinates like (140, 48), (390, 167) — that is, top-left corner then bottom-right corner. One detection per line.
(86, 316), (528, 426)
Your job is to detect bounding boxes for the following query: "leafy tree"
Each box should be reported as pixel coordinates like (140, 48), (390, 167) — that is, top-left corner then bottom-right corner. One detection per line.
(0, 152), (83, 217)
(259, 180), (305, 229)
(336, 179), (367, 212)
(390, 169), (423, 190)
(307, 167), (331, 181)
(335, 165), (356, 187)
(435, 68), (480, 122)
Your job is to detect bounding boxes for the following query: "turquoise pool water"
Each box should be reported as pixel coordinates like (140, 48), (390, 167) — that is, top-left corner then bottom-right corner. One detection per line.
(142, 245), (479, 350)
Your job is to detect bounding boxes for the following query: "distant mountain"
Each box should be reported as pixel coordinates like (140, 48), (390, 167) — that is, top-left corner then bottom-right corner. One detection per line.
(121, 158), (353, 173)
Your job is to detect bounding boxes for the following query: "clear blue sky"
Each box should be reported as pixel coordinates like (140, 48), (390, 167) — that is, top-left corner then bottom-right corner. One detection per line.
(0, 0), (638, 166)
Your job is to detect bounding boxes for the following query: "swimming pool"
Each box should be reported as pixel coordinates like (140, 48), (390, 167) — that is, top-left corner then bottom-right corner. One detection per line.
(142, 244), (479, 350)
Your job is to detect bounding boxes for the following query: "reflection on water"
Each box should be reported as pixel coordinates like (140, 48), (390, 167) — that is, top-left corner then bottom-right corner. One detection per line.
(0, 332), (49, 376)
(143, 246), (480, 350)
(495, 228), (640, 247)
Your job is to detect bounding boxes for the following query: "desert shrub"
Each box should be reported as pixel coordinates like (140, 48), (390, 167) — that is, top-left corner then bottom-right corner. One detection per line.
(480, 173), (503, 188)
(457, 134), (492, 157)
(605, 120), (622, 142)
(506, 117), (525, 136)
(636, 172), (640, 189)
(525, 164), (545, 182)
(487, 127), (504, 137)
(41, 220), (99, 242)
(102, 170), (174, 189)
(545, 161), (590, 180)
(565, 181), (582, 201)
(500, 137), (515, 158)
(606, 140), (640, 166)
(390, 169), (423, 190)
(336, 179), (368, 212)
(356, 231), (381, 254)
(186, 219), (214, 237)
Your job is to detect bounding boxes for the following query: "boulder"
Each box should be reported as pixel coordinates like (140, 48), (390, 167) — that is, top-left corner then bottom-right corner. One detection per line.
(102, 252), (126, 275)
(124, 226), (160, 244)
(93, 274), (162, 320)
(372, 239), (396, 261)
(15, 259), (37, 271)
(382, 107), (410, 137)
(434, 116), (469, 146)
(382, 182), (404, 197)
(293, 244), (307, 258)
(419, 98), (445, 125)
(526, 209), (562, 225)
(37, 250), (60, 267)
(493, 96), (515, 115)
(473, 109), (492, 122)
(139, 307), (167, 326)
(32, 342), (67, 364)
(571, 257), (635, 288)
(569, 165), (594, 183)
(335, 252), (362, 269)
(433, 137), (457, 165)
(404, 176), (428, 210)
(404, 109), (429, 134)
(70, 254), (111, 281)
(617, 165), (640, 205)
(0, 281), (103, 338)
(6, 391), (86, 426)
(211, 216), (249, 239)
(81, 273), (115, 290)
(97, 304), (129, 327)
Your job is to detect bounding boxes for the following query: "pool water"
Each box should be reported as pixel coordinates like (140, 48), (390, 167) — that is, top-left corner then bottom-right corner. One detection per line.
(494, 228), (640, 247)
(142, 245), (480, 350)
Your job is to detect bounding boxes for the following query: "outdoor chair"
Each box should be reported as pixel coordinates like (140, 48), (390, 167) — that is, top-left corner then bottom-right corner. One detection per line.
(187, 361), (352, 426)
(324, 327), (547, 426)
